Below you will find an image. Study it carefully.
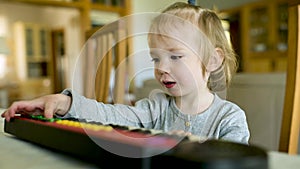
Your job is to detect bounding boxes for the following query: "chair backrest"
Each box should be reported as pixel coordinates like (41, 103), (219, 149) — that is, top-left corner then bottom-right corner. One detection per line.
(279, 2), (300, 154)
(227, 73), (286, 151)
(84, 21), (129, 104)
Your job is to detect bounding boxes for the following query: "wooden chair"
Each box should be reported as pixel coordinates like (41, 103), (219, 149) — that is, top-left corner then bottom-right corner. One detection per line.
(84, 21), (129, 104)
(279, 1), (300, 154)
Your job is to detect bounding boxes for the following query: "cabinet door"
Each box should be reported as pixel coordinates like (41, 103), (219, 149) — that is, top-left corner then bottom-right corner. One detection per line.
(241, 1), (288, 73)
(14, 22), (53, 100)
(275, 3), (288, 53)
(274, 57), (287, 72)
(247, 58), (273, 72)
(38, 28), (50, 59)
(25, 26), (34, 58)
(23, 24), (51, 78)
(248, 4), (270, 53)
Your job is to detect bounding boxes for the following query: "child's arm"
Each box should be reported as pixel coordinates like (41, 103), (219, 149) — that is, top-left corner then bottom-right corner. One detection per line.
(60, 88), (166, 128)
(1, 93), (71, 122)
(219, 111), (250, 144)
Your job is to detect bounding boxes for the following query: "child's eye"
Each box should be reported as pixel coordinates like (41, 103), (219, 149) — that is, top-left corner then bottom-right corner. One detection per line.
(151, 58), (160, 63)
(170, 55), (183, 60)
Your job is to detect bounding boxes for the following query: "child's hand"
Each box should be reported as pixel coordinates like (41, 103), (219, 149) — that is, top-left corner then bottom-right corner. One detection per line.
(1, 94), (71, 122)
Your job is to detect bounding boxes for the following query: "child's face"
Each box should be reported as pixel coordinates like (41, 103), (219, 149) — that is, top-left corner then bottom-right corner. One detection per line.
(149, 34), (209, 97)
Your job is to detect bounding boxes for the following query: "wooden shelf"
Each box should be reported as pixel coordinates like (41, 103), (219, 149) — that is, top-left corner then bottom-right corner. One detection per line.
(5, 0), (131, 31)
(91, 3), (124, 13)
(249, 51), (288, 58)
(4, 0), (85, 9)
(6, 0), (129, 14)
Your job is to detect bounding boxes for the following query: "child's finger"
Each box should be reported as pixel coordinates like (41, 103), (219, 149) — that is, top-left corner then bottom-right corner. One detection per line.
(43, 101), (56, 119)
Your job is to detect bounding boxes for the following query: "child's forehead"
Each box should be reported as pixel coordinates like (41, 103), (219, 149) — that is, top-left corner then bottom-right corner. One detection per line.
(148, 36), (199, 59)
(148, 22), (207, 49)
(148, 34), (194, 48)
(149, 34), (186, 46)
(148, 33), (198, 53)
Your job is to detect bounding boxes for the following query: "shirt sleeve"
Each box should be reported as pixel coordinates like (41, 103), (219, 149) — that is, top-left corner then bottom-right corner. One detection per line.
(60, 88), (164, 128)
(218, 104), (250, 145)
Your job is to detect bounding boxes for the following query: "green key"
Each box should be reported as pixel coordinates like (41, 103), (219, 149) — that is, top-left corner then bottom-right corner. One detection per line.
(29, 115), (60, 122)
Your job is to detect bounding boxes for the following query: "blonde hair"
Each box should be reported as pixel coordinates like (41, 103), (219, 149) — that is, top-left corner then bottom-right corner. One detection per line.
(148, 2), (237, 92)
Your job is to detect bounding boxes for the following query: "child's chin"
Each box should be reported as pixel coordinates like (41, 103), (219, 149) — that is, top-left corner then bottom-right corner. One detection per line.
(166, 90), (183, 97)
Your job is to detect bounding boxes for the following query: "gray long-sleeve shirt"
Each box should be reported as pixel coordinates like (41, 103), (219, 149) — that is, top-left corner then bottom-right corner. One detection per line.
(62, 89), (250, 144)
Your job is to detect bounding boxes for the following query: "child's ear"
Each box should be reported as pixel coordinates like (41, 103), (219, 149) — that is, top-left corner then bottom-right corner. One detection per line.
(206, 48), (224, 72)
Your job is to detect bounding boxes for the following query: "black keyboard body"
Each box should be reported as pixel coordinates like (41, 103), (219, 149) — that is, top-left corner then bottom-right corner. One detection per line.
(4, 116), (269, 169)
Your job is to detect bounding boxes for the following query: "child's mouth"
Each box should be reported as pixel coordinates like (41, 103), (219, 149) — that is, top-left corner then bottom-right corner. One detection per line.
(163, 81), (176, 88)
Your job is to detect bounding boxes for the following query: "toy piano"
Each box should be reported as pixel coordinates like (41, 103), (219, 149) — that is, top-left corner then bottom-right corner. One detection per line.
(4, 115), (268, 169)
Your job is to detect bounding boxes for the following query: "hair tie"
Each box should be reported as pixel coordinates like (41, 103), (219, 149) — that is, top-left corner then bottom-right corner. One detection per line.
(188, 0), (196, 5)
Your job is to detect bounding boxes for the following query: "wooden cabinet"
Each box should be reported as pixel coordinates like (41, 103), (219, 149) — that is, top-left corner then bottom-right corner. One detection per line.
(13, 21), (53, 99)
(6, 0), (131, 100)
(7, 0), (131, 33)
(222, 0), (288, 73)
(15, 22), (52, 79)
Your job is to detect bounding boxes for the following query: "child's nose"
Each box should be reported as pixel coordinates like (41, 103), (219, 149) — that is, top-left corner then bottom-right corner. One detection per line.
(157, 61), (171, 74)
